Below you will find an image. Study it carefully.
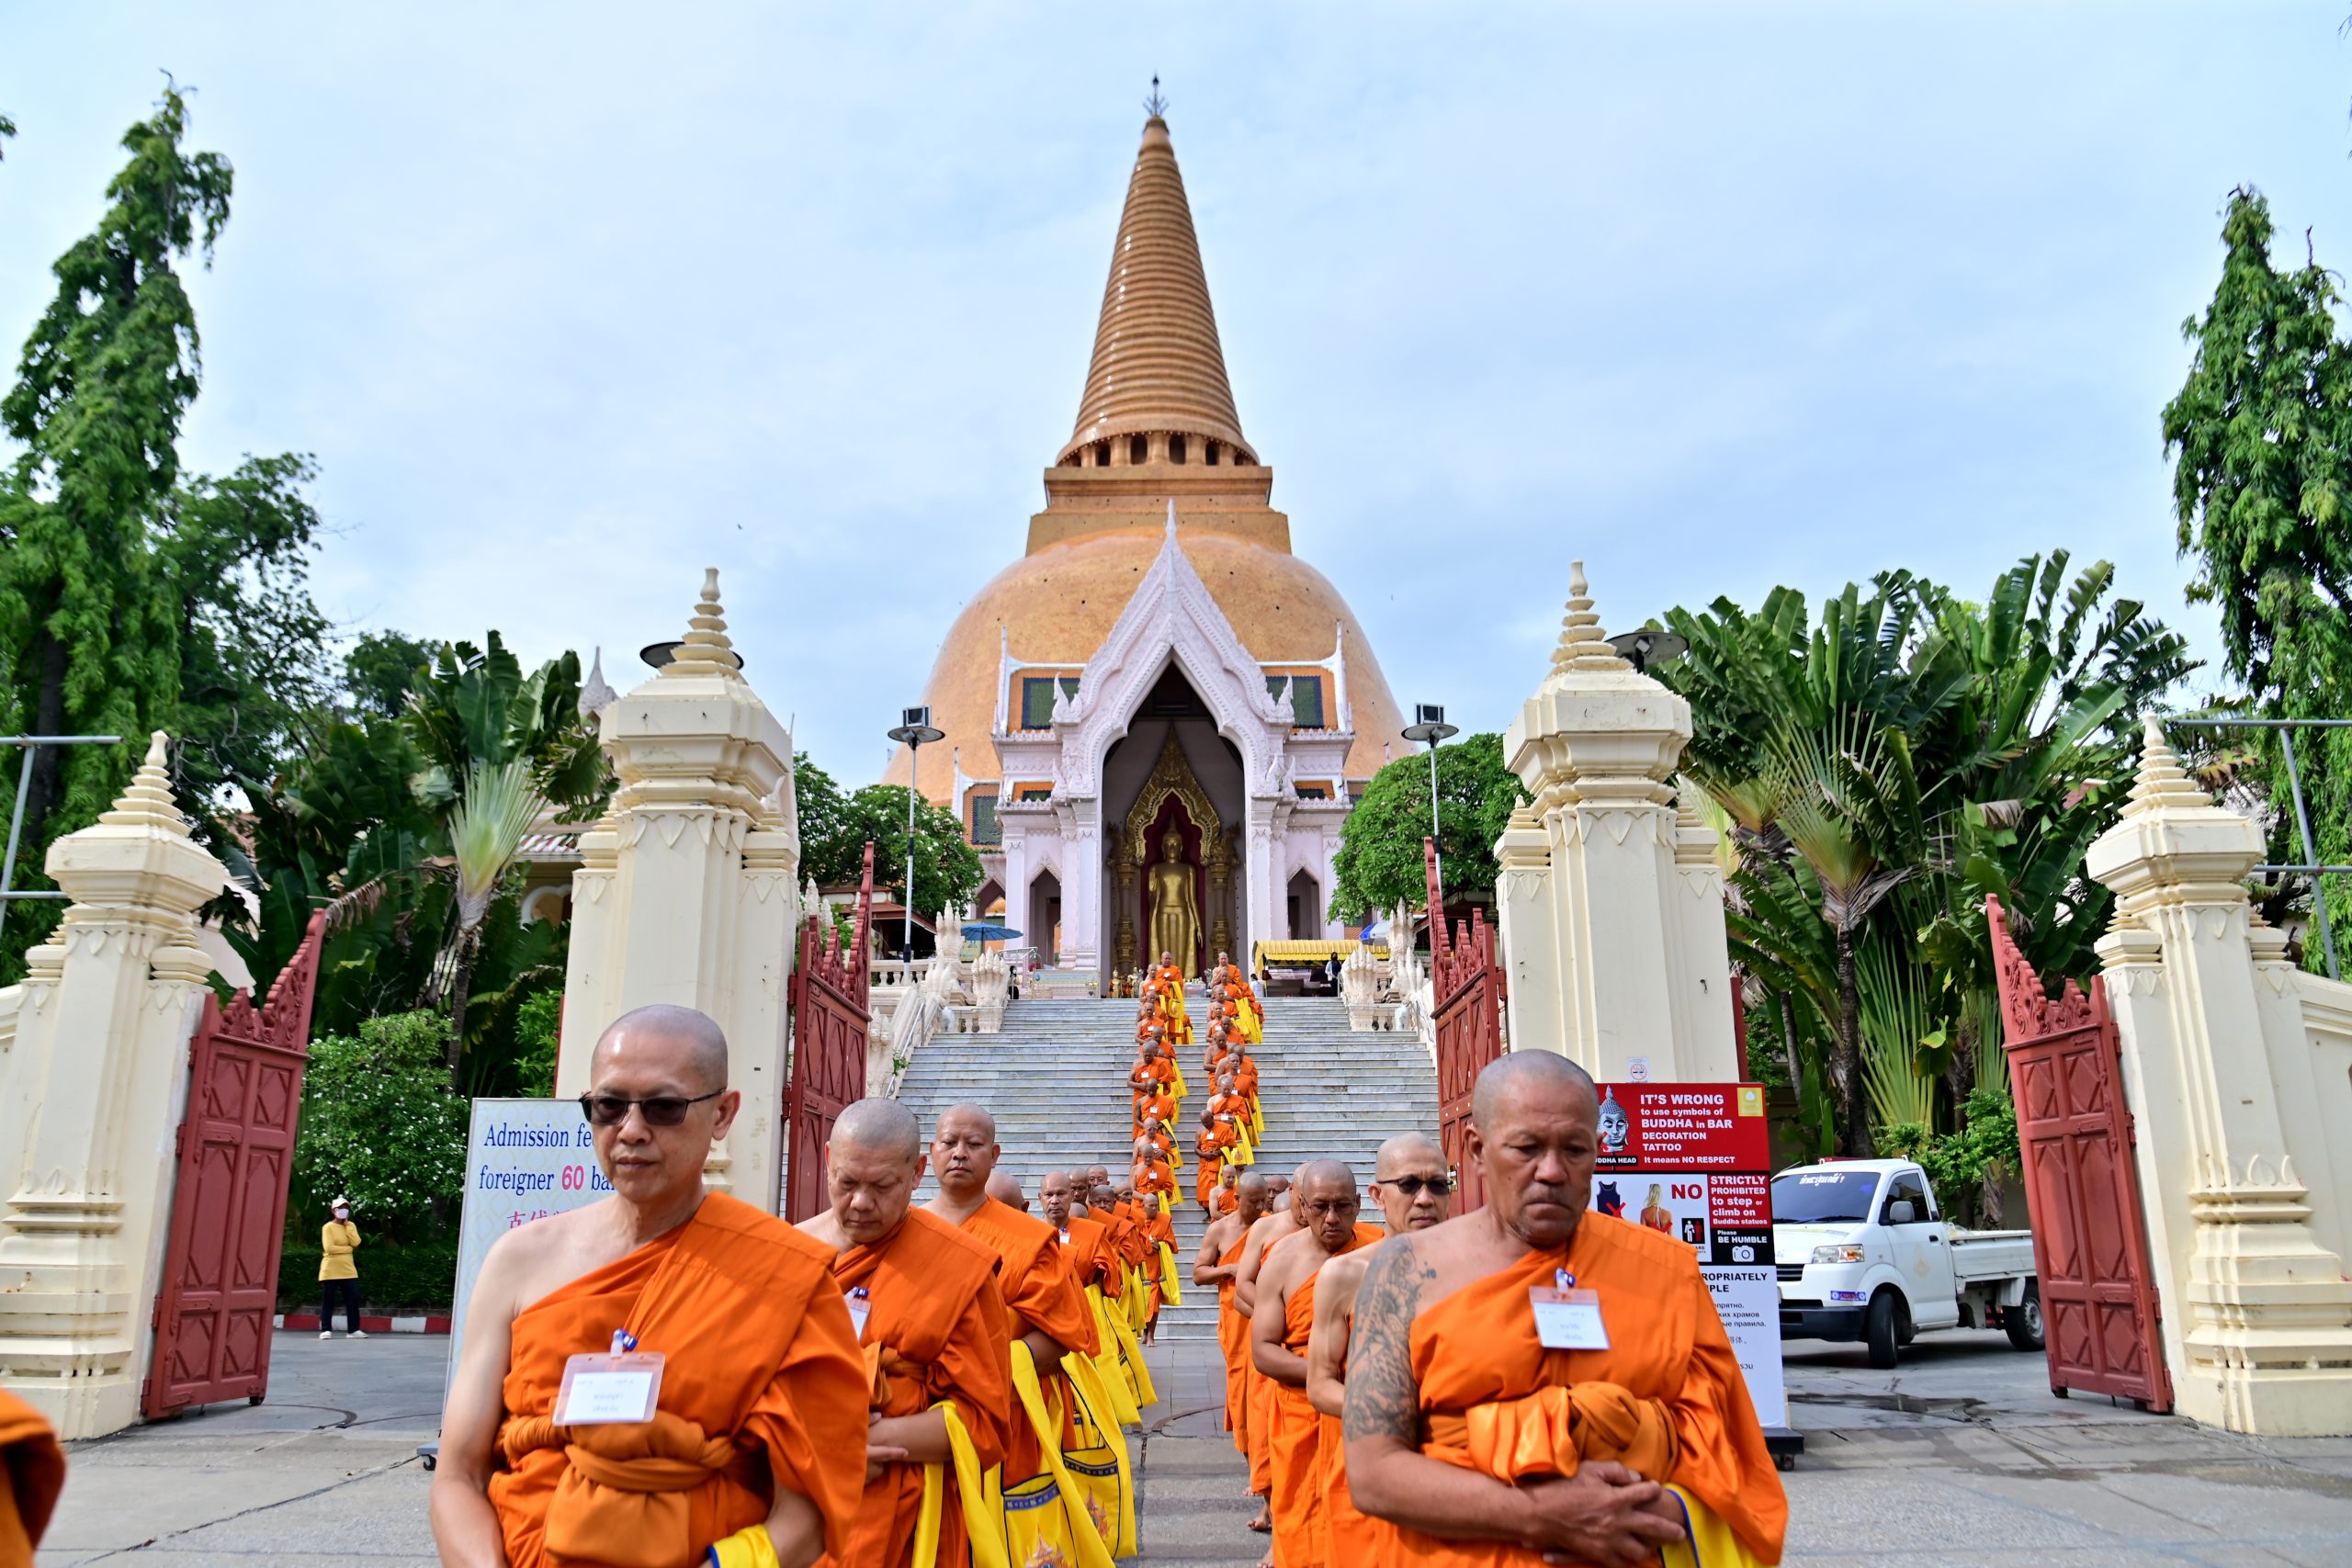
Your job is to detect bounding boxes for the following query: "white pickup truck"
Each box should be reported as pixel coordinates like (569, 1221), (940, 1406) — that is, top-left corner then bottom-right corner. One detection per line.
(1772, 1158), (2041, 1368)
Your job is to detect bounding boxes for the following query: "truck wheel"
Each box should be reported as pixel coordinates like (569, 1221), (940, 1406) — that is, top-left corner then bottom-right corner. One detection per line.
(2005, 1282), (2044, 1351)
(1865, 1290), (1903, 1369)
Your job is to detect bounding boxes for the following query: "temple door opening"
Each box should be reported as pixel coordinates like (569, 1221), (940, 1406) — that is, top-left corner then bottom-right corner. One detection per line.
(1286, 870), (1320, 939)
(1029, 870), (1062, 964)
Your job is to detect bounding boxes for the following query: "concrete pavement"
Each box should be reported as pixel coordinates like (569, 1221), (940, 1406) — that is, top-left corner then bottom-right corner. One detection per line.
(30, 1327), (2352, 1564)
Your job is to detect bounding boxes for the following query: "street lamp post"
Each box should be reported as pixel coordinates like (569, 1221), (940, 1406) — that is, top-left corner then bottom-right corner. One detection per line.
(1400, 704), (1460, 911)
(886, 705), (944, 961)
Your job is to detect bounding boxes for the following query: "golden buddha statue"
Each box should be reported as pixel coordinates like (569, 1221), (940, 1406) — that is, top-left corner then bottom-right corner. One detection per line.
(1145, 827), (1202, 978)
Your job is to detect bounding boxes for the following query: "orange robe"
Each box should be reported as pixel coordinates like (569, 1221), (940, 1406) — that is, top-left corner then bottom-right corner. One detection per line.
(1135, 1159), (1176, 1203)
(825, 1208), (1015, 1568)
(1232, 1058), (1259, 1098)
(1142, 1208), (1177, 1323)
(1396, 1217), (1787, 1566)
(1265, 1224), (1383, 1568)
(1136, 1091), (1176, 1132)
(1217, 1185), (1238, 1217)
(490, 1195), (868, 1568)
(1061, 1214), (1122, 1301)
(1194, 1128), (1233, 1207)
(1213, 1235), (1252, 1450)
(957, 1197), (1098, 1483)
(1317, 1287), (1398, 1568)
(0, 1390), (63, 1564)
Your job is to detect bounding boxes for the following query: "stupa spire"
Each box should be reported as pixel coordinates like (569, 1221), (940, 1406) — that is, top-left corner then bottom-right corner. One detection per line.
(1058, 102), (1250, 466)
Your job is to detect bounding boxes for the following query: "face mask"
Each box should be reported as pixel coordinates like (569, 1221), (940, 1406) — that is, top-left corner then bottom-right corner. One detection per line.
(334, 1209), (350, 1221)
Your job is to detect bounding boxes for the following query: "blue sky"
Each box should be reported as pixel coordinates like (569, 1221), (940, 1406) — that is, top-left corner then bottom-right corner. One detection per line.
(2, 3), (2346, 782)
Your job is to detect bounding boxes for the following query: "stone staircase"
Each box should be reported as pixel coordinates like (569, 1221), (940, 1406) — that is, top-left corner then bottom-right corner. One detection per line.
(894, 997), (1441, 1346)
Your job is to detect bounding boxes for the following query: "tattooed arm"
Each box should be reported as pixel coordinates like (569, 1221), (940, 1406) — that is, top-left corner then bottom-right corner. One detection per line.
(1340, 1236), (1682, 1562)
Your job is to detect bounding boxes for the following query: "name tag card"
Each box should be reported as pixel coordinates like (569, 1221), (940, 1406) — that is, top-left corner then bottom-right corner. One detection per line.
(1530, 1287), (1610, 1351)
(554, 1352), (665, 1425)
(845, 1287), (872, 1339)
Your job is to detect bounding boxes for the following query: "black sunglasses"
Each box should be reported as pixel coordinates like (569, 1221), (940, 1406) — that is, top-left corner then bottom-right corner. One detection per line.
(1379, 1174), (1454, 1198)
(578, 1089), (726, 1128)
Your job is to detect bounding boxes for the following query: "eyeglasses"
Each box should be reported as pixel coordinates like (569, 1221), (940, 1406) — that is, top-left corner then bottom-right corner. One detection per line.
(1379, 1174), (1454, 1198)
(578, 1089), (726, 1128)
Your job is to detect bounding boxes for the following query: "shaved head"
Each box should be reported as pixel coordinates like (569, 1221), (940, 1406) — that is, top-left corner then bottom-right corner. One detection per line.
(832, 1098), (921, 1161)
(1293, 1159), (1362, 1250)
(1471, 1050), (1598, 1133)
(1373, 1132), (1443, 1178)
(1467, 1051), (1600, 1247)
(1296, 1159), (1356, 1197)
(594, 1004), (729, 1092)
(937, 1103), (997, 1143)
(987, 1170), (1026, 1211)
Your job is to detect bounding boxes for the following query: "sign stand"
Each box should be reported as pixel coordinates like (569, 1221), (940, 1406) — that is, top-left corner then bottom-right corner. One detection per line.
(1590, 1080), (1804, 1470)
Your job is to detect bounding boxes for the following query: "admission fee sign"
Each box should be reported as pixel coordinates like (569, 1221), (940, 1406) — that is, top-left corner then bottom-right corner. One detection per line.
(1589, 1081), (1787, 1429)
(442, 1099), (610, 1404)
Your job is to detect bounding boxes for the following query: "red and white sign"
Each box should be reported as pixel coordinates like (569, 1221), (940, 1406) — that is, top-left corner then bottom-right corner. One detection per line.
(1590, 1082), (1786, 1428)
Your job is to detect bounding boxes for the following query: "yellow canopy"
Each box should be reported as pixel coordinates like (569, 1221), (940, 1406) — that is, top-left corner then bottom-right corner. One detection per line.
(1250, 939), (1388, 971)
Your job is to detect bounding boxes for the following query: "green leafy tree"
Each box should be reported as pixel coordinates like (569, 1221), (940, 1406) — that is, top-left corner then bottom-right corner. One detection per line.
(2164, 186), (2352, 968)
(1660, 555), (2193, 1157)
(292, 1010), (468, 1241)
(0, 89), (228, 881)
(797, 756), (981, 942)
(0, 92), (329, 977)
(1329, 733), (1527, 924)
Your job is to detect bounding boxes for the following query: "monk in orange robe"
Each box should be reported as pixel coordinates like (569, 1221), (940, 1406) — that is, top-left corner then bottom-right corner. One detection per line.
(1138, 1115), (1177, 1165)
(1131, 1148), (1177, 1206)
(1342, 1054), (1788, 1567)
(799, 1099), (1015, 1568)
(1231, 1048), (1260, 1100)
(1140, 1195), (1180, 1343)
(1195, 1109), (1237, 1213)
(1136, 1087), (1177, 1134)
(0, 1390), (63, 1563)
(1193, 1169), (1272, 1448)
(1231, 1165), (1309, 1542)
(1217, 1168), (1241, 1216)
(1306, 1134), (1455, 1568)
(1045, 1170), (1122, 1303)
(922, 1106), (1098, 1486)
(1253, 1161), (1385, 1568)
(434, 1005), (868, 1568)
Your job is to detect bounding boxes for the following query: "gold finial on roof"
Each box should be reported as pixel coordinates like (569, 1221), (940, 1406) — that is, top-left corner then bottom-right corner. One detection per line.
(663, 567), (741, 679)
(97, 731), (192, 836)
(1549, 559), (1631, 676)
(2123, 715), (2211, 816)
(1144, 74), (1169, 119)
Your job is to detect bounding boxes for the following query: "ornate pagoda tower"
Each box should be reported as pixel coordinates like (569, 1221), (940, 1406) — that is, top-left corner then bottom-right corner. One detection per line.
(888, 109), (1406, 981)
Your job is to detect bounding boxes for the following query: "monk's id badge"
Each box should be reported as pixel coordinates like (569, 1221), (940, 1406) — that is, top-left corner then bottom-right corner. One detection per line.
(844, 1285), (872, 1339)
(1529, 1287), (1610, 1351)
(554, 1351), (665, 1425)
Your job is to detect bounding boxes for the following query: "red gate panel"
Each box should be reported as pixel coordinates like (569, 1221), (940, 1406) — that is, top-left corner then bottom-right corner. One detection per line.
(144, 913), (326, 1418)
(1429, 839), (1507, 1214)
(783, 843), (875, 1221)
(1987, 895), (2171, 1411)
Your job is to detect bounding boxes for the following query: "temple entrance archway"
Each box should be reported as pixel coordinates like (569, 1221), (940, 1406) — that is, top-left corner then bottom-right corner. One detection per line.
(1098, 662), (1245, 980)
(1287, 870), (1321, 940)
(1028, 870), (1062, 964)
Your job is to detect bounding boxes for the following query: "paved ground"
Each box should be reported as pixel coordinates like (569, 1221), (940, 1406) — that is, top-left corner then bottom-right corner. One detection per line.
(32, 1329), (2352, 1565)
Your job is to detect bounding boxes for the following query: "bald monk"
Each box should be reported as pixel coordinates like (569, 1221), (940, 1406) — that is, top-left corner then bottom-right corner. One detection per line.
(1343, 1054), (1788, 1566)
(1135, 1085), (1177, 1134)
(922, 1107), (1097, 1489)
(1217, 1166), (1241, 1216)
(434, 1005), (867, 1568)
(1195, 1108), (1237, 1215)
(1306, 1134), (1454, 1568)
(1230, 1165), (1310, 1540)
(987, 1170), (1029, 1213)
(1043, 1170), (1120, 1301)
(1252, 1161), (1385, 1568)
(798, 1100), (1015, 1568)
(1193, 1169), (1272, 1449)
(1137, 1114), (1177, 1166)
(1131, 1146), (1176, 1205)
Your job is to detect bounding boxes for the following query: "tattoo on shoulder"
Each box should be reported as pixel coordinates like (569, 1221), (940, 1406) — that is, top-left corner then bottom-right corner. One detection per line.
(1341, 1237), (1435, 1446)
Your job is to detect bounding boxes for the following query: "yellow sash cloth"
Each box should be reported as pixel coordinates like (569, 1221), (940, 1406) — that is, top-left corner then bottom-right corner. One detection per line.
(1155, 1242), (1185, 1309)
(1056, 1348), (1137, 1555)
(910, 1401), (1004, 1568)
(1661, 1484), (1774, 1568)
(984, 1344), (1114, 1568)
(1080, 1287), (1141, 1425)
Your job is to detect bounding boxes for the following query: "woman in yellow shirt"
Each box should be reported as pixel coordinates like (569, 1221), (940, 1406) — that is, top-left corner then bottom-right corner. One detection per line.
(318, 1199), (365, 1339)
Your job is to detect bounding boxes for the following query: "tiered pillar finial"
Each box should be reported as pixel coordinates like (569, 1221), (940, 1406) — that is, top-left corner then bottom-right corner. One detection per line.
(96, 731), (189, 835)
(662, 567), (740, 679)
(1546, 560), (1631, 682)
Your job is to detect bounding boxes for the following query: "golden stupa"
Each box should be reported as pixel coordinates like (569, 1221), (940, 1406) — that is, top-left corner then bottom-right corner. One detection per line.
(893, 112), (1405, 804)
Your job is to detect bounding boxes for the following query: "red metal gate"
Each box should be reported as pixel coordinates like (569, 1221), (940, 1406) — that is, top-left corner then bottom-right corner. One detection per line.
(783, 843), (876, 1221)
(1428, 839), (1507, 1213)
(144, 913), (327, 1418)
(1987, 895), (2171, 1411)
